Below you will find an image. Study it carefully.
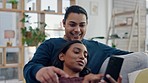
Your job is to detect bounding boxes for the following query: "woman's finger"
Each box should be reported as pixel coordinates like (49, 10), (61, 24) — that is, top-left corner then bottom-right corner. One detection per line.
(106, 74), (117, 83)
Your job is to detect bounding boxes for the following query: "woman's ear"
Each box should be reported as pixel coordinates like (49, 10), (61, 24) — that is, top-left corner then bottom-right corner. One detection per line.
(59, 53), (65, 61)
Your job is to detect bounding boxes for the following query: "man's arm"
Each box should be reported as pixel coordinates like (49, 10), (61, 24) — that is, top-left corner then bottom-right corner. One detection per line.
(100, 42), (132, 56)
(36, 66), (69, 83)
(23, 62), (43, 83)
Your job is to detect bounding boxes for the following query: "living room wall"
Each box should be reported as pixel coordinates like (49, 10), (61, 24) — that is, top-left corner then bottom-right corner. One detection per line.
(76, 0), (112, 44)
(76, 0), (147, 52)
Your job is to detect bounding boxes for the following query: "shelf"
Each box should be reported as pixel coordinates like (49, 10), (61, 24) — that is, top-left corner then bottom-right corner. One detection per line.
(45, 29), (65, 31)
(0, 64), (18, 68)
(108, 38), (129, 40)
(41, 11), (64, 15)
(109, 35), (138, 39)
(0, 0), (75, 80)
(0, 46), (24, 80)
(115, 24), (131, 27)
(0, 46), (22, 48)
(25, 10), (64, 15)
(0, 8), (64, 15)
(113, 10), (135, 17)
(114, 22), (138, 28)
(0, 8), (22, 13)
(106, 4), (140, 51)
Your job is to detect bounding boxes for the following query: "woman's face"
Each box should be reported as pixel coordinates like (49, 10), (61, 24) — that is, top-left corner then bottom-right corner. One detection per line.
(59, 43), (88, 74)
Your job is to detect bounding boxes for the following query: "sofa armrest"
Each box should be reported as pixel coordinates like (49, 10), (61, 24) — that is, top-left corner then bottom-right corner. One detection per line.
(99, 52), (148, 83)
(128, 68), (148, 83)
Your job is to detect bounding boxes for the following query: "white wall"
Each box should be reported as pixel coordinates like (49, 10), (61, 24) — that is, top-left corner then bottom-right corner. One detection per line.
(146, 0), (148, 51)
(76, 0), (112, 43)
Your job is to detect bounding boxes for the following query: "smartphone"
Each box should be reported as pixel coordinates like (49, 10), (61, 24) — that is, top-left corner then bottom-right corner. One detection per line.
(103, 56), (124, 83)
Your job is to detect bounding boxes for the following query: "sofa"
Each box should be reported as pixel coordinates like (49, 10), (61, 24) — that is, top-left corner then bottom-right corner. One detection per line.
(128, 68), (148, 83)
(99, 52), (148, 83)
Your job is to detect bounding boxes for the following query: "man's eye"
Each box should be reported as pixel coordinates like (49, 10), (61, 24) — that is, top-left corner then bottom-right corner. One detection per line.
(79, 24), (85, 27)
(69, 24), (76, 27)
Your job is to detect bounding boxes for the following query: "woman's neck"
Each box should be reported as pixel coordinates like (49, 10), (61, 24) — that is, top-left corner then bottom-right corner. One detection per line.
(63, 67), (80, 77)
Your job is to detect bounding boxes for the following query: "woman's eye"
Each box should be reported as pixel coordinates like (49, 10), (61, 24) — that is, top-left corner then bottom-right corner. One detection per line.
(73, 48), (80, 54)
(74, 50), (80, 54)
(84, 52), (88, 58)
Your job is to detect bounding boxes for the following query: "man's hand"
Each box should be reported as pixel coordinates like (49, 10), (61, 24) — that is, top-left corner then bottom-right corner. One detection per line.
(82, 73), (104, 83)
(36, 66), (69, 83)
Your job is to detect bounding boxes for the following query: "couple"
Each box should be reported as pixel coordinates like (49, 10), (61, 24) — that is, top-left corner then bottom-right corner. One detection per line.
(23, 5), (131, 83)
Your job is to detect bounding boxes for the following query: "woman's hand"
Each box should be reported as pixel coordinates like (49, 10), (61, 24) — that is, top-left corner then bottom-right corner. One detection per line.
(82, 73), (122, 83)
(100, 74), (122, 83)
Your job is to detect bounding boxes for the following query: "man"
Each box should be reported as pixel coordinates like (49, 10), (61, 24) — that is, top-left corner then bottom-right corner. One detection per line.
(24, 5), (130, 83)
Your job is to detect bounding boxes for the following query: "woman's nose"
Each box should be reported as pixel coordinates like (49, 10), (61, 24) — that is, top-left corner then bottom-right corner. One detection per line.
(79, 54), (85, 59)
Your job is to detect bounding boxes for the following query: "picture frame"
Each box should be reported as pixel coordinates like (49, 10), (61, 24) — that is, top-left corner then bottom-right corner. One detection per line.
(90, 1), (99, 15)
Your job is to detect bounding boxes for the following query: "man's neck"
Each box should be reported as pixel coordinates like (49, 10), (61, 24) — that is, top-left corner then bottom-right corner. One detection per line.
(63, 35), (83, 41)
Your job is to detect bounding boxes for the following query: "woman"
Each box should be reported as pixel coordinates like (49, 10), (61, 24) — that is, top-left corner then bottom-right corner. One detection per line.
(53, 40), (121, 83)
(52, 40), (91, 83)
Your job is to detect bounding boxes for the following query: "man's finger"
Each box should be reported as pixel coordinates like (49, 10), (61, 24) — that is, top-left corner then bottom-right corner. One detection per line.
(47, 69), (59, 83)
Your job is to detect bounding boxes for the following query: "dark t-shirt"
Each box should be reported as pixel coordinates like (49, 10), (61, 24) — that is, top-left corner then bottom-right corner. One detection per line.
(59, 77), (84, 83)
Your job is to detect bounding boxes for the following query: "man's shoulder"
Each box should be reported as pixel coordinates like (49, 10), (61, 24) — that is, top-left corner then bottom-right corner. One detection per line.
(82, 39), (111, 49)
(42, 38), (66, 46)
(45, 38), (65, 42)
(82, 39), (104, 45)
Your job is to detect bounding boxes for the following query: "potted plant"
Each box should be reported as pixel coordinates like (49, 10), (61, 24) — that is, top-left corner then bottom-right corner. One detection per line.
(8, 0), (18, 9)
(21, 14), (47, 46)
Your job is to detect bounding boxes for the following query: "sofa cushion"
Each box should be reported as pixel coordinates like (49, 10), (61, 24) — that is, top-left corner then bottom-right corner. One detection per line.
(128, 68), (148, 83)
(99, 52), (148, 83)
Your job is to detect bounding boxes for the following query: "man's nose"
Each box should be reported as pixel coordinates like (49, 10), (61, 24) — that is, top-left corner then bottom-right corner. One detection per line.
(74, 26), (81, 32)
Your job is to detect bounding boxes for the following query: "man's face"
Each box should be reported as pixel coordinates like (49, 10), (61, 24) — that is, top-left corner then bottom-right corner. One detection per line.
(63, 13), (88, 41)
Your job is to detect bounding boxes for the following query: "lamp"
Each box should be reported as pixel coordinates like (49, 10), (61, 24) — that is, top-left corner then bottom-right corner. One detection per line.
(4, 30), (15, 47)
